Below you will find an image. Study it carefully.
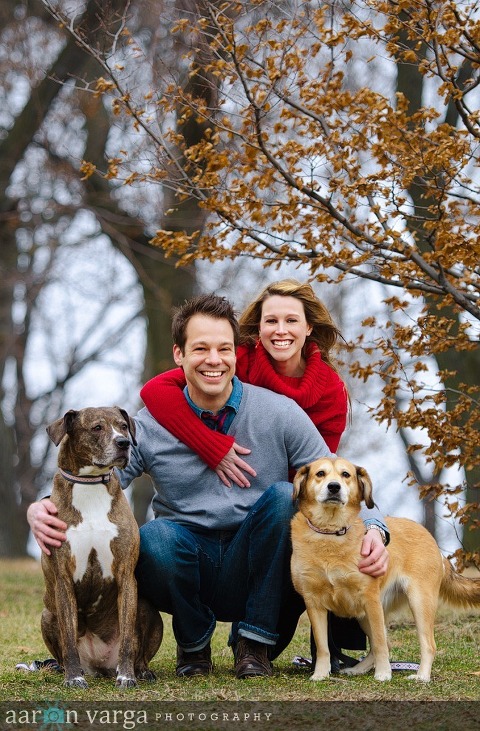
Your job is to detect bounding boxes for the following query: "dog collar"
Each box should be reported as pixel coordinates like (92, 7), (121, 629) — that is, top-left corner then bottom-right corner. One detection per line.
(58, 468), (113, 484)
(306, 518), (350, 536)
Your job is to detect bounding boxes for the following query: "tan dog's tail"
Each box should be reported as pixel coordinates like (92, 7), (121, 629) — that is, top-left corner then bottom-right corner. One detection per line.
(440, 558), (480, 609)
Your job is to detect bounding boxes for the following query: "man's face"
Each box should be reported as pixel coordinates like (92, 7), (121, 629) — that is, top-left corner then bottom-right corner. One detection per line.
(173, 314), (236, 412)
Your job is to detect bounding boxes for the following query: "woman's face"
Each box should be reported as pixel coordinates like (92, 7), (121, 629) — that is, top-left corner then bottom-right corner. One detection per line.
(259, 295), (312, 375)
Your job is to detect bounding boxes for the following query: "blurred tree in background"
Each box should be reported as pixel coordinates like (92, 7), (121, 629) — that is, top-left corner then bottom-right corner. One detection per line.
(1, 0), (478, 564)
(49, 0), (478, 564)
(0, 0), (200, 554)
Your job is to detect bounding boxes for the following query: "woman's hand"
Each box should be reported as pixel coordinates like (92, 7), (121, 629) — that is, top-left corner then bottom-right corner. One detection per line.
(215, 443), (257, 488)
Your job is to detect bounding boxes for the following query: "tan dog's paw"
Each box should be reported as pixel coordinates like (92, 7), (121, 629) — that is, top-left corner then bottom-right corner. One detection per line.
(310, 672), (330, 681)
(374, 670), (392, 681)
(407, 673), (431, 683)
(310, 658), (331, 681)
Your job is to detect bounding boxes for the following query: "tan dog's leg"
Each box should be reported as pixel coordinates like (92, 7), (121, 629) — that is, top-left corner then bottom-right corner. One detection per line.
(305, 602), (331, 680)
(364, 600), (391, 681)
(341, 606), (391, 681)
(406, 587), (437, 682)
(341, 616), (375, 676)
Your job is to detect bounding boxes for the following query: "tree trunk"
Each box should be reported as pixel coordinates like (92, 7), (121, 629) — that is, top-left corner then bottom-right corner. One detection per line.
(395, 23), (479, 555)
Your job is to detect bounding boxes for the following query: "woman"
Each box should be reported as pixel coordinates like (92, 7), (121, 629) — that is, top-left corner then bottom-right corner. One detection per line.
(141, 279), (363, 668)
(140, 279), (349, 488)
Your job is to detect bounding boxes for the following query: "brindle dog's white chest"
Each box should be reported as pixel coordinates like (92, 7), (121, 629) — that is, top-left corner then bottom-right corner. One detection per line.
(66, 484), (118, 582)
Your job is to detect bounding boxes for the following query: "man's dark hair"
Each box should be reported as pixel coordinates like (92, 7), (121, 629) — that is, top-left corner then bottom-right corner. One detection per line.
(172, 293), (240, 352)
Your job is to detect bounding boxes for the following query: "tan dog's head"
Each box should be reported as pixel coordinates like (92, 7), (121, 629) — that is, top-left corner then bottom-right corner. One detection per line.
(47, 406), (137, 473)
(293, 458), (374, 518)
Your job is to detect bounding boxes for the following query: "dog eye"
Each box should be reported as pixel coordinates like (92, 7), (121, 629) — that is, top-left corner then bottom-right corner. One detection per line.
(92, 424), (102, 432)
(341, 471), (351, 478)
(316, 470), (325, 477)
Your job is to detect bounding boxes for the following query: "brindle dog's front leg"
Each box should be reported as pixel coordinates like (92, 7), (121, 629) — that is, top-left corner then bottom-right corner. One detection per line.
(55, 578), (88, 688)
(115, 574), (138, 688)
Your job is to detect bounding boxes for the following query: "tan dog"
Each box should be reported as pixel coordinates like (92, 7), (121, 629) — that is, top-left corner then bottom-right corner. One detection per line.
(42, 407), (163, 688)
(291, 457), (480, 682)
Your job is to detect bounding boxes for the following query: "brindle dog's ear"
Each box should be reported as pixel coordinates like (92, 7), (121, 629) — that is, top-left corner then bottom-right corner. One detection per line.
(292, 464), (310, 501)
(356, 465), (374, 508)
(46, 410), (79, 446)
(117, 407), (137, 446)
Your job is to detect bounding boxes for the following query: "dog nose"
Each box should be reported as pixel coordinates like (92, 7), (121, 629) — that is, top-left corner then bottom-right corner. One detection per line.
(115, 436), (131, 449)
(327, 482), (341, 494)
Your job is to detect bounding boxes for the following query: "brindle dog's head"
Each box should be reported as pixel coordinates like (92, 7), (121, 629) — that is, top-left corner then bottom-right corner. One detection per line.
(47, 406), (137, 473)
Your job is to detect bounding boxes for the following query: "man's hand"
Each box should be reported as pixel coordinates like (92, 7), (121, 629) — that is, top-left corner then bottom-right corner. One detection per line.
(27, 499), (67, 556)
(358, 528), (389, 577)
(215, 443), (257, 488)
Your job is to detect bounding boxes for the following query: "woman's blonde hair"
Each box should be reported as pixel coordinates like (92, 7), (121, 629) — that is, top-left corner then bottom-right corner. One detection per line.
(239, 279), (343, 369)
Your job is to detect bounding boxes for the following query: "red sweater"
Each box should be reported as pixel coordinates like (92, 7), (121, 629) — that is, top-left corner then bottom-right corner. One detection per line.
(140, 342), (348, 469)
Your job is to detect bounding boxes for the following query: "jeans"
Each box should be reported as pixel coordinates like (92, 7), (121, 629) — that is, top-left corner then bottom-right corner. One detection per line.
(136, 482), (297, 654)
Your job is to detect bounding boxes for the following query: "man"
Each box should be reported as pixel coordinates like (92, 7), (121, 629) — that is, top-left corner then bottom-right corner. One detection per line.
(28, 294), (388, 679)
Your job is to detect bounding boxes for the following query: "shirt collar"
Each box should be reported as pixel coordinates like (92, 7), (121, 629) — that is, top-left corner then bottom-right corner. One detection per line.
(184, 375), (243, 418)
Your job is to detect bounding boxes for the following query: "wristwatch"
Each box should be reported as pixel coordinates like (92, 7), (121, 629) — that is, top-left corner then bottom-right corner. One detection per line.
(366, 524), (388, 545)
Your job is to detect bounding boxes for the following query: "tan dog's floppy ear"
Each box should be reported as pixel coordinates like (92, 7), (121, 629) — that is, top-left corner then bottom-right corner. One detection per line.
(117, 407), (137, 446)
(356, 466), (374, 508)
(293, 464), (310, 500)
(46, 410), (79, 446)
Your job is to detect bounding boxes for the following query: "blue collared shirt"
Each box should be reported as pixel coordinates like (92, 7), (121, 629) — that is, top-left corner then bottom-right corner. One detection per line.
(184, 376), (243, 434)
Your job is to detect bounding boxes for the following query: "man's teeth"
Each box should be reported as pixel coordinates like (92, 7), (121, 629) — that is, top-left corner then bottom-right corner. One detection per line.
(203, 371), (223, 377)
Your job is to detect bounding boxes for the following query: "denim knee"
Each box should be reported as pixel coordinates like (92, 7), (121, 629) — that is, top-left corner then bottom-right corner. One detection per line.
(136, 519), (197, 610)
(138, 518), (182, 571)
(260, 481), (296, 525)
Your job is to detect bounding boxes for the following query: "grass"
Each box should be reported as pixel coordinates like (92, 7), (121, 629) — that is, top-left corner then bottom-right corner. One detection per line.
(1, 558), (479, 729)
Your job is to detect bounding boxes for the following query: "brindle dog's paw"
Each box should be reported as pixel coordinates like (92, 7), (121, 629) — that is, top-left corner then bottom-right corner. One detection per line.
(116, 675), (137, 688)
(136, 669), (157, 682)
(65, 676), (88, 688)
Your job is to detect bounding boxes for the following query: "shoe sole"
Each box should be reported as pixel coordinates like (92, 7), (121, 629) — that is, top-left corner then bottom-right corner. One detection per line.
(176, 666), (213, 677)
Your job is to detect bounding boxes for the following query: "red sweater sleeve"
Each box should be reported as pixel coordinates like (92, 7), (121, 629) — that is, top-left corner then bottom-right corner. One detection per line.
(305, 376), (348, 452)
(140, 369), (234, 469)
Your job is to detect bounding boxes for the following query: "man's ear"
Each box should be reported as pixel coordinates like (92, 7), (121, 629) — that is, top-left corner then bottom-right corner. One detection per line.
(173, 344), (183, 367)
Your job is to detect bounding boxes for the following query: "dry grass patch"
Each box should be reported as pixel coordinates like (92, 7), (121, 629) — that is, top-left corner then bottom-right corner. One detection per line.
(1, 558), (479, 704)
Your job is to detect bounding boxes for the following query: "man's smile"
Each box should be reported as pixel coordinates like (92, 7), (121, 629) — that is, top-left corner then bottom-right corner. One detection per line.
(199, 370), (226, 379)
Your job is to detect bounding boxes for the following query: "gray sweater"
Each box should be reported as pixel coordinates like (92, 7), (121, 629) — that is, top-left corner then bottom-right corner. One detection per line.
(120, 383), (384, 532)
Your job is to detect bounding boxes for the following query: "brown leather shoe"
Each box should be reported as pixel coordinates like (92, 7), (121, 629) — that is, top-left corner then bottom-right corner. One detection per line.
(176, 642), (213, 677)
(234, 638), (273, 679)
